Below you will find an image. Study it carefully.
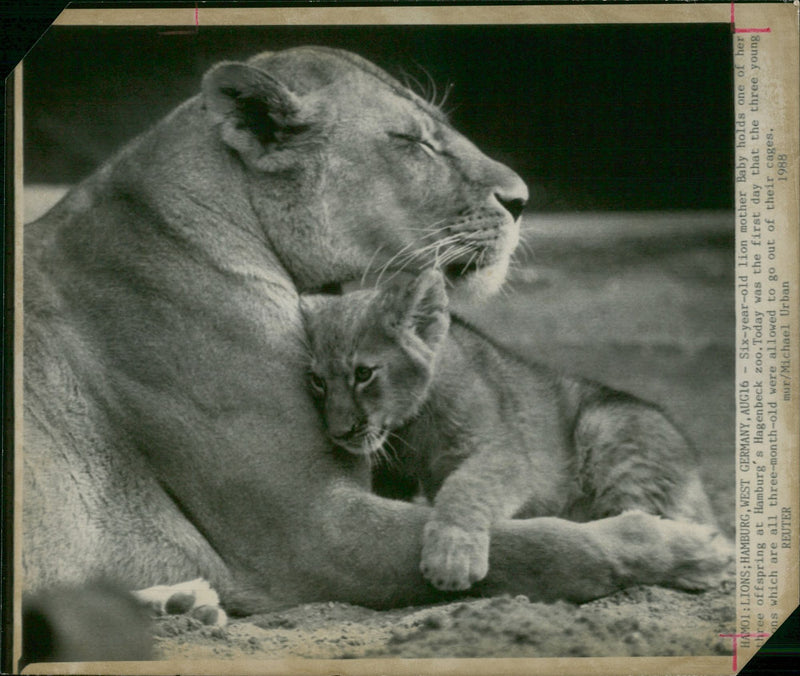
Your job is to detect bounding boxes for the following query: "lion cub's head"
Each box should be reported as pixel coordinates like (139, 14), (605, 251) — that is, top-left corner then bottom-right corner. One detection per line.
(201, 47), (528, 299)
(300, 270), (449, 456)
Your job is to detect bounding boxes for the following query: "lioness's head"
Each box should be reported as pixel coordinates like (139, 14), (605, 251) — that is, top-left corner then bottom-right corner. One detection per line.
(300, 270), (449, 456)
(202, 47), (527, 299)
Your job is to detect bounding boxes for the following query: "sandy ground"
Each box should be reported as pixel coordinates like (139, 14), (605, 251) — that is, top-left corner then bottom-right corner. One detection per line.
(153, 584), (735, 660)
(24, 191), (736, 662)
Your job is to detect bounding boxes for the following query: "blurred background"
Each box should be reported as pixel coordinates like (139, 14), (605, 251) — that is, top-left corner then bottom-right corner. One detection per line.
(22, 22), (735, 529)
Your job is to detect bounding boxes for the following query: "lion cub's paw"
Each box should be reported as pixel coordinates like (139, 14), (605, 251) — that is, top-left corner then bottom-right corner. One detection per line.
(132, 578), (228, 626)
(420, 521), (490, 591)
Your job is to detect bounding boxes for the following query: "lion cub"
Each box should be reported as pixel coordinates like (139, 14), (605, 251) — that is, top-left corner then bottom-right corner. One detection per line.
(300, 270), (717, 591)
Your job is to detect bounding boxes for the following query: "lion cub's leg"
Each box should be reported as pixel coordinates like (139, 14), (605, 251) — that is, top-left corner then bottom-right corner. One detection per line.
(574, 398), (718, 525)
(132, 578), (227, 626)
(571, 397), (735, 588)
(421, 393), (731, 593)
(420, 438), (559, 591)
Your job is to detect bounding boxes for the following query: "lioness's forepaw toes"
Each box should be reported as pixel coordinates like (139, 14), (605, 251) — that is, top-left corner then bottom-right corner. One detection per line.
(190, 604), (228, 626)
(668, 528), (736, 592)
(132, 578), (228, 626)
(638, 516), (735, 591)
(609, 511), (735, 592)
(421, 521), (489, 591)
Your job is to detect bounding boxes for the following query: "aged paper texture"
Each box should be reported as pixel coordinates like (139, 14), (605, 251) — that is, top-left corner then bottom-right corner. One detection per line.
(12, 3), (798, 675)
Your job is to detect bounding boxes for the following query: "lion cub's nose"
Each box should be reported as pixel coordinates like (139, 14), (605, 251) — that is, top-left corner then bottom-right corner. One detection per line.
(330, 421), (366, 442)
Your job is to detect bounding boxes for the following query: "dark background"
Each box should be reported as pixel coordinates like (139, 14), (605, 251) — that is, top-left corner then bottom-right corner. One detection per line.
(23, 22), (733, 211)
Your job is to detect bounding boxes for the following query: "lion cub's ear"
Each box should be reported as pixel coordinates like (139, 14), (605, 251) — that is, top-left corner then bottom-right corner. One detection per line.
(202, 62), (314, 170)
(384, 269), (450, 352)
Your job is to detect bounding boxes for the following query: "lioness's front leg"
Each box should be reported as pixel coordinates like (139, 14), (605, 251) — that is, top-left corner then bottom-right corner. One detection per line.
(480, 510), (733, 602)
(286, 483), (732, 609)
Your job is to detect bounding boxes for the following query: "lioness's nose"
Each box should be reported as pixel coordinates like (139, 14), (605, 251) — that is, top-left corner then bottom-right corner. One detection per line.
(496, 194), (526, 221)
(494, 172), (529, 221)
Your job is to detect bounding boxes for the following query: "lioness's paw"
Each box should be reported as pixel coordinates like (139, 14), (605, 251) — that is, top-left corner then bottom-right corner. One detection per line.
(660, 522), (735, 592)
(132, 578), (227, 626)
(612, 511), (735, 592)
(420, 521), (490, 591)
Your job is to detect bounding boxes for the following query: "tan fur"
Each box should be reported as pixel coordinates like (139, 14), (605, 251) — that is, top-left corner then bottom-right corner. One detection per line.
(302, 271), (729, 591)
(24, 47), (731, 615)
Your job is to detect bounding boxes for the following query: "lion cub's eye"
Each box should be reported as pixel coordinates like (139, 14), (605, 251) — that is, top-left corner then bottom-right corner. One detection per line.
(308, 372), (326, 394)
(353, 365), (375, 384)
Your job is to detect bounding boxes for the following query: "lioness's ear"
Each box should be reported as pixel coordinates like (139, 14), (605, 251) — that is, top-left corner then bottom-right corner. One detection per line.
(385, 269), (449, 350)
(202, 62), (311, 169)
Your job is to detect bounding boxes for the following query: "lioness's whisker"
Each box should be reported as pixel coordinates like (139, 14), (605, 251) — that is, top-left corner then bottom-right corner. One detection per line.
(367, 214), (497, 287)
(375, 233), (464, 286)
(405, 60), (442, 111)
(375, 230), (458, 284)
(437, 241), (470, 261)
(462, 249), (481, 273)
(382, 243), (463, 284)
(374, 241), (426, 287)
(514, 235), (535, 259)
(376, 257), (421, 287)
(436, 81), (455, 111)
(436, 243), (475, 269)
(399, 68), (429, 106)
(403, 223), (453, 237)
(424, 68), (438, 110)
(360, 245), (385, 289)
(400, 238), (464, 268)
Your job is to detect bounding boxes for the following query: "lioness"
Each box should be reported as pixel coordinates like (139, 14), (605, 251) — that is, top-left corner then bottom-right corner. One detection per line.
(23, 46), (731, 617)
(301, 269), (722, 592)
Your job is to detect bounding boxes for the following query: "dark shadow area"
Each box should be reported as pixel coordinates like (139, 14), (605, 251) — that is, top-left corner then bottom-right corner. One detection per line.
(21, 582), (154, 668)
